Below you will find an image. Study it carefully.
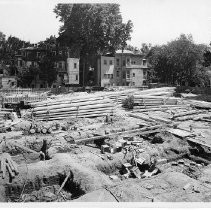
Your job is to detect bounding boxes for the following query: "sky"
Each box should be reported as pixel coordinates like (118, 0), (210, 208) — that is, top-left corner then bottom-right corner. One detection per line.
(0, 0), (211, 48)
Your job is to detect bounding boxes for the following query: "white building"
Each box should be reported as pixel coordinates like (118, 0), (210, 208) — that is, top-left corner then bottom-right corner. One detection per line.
(97, 55), (115, 87)
(66, 58), (80, 85)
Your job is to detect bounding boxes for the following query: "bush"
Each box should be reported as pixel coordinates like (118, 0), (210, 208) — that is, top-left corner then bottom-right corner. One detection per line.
(122, 95), (134, 109)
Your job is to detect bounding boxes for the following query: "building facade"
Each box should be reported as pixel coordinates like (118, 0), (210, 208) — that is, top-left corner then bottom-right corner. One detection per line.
(97, 55), (115, 87)
(114, 50), (148, 86)
(97, 50), (149, 87)
(15, 45), (80, 88)
(67, 58), (80, 85)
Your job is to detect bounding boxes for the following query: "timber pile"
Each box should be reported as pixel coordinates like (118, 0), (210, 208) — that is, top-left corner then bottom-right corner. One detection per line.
(2, 93), (47, 104)
(187, 100), (211, 110)
(29, 96), (115, 121)
(121, 87), (183, 109)
(0, 153), (19, 179)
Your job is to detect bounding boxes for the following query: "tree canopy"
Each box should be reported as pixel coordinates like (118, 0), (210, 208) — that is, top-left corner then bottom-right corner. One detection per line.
(148, 34), (210, 87)
(54, 4), (133, 56)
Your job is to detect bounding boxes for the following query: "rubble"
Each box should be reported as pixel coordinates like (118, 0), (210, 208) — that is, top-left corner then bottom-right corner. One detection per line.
(0, 86), (211, 202)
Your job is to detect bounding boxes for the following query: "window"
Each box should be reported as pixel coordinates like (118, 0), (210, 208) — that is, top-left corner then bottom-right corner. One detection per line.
(126, 71), (130, 79)
(37, 52), (40, 58)
(104, 74), (107, 78)
(143, 70), (147, 76)
(143, 59), (147, 66)
(52, 51), (56, 56)
(123, 60), (126, 66)
(133, 73), (135, 77)
(76, 74), (78, 81)
(116, 58), (120, 66)
(111, 74), (113, 79)
(74, 63), (77, 69)
(109, 60), (113, 65)
(108, 74), (110, 79)
(116, 71), (119, 77)
(127, 58), (130, 64)
(132, 82), (135, 86)
(59, 51), (62, 55)
(104, 60), (107, 65)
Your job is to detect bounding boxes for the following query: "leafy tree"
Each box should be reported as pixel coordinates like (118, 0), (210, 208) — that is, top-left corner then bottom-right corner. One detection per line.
(148, 34), (209, 87)
(17, 66), (39, 87)
(38, 55), (57, 86)
(54, 4), (133, 55)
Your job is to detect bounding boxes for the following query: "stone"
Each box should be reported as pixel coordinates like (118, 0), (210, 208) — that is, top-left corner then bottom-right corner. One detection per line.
(109, 175), (119, 181)
(101, 145), (110, 154)
(118, 139), (127, 147)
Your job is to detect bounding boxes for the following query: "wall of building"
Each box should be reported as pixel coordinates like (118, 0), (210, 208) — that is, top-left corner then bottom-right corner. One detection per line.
(67, 58), (79, 85)
(100, 56), (115, 87)
(130, 69), (144, 86)
(0, 76), (17, 88)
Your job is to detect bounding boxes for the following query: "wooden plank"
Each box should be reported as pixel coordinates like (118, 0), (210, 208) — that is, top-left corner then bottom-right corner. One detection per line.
(76, 125), (162, 145)
(167, 128), (195, 138)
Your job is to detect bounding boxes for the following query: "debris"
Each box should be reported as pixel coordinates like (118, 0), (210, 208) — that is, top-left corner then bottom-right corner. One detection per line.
(109, 175), (119, 181)
(0, 153), (19, 180)
(183, 183), (192, 191)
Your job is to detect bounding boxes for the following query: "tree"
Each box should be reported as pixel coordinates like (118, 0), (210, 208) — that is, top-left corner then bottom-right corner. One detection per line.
(148, 34), (209, 87)
(38, 55), (57, 86)
(17, 66), (39, 87)
(54, 4), (133, 55)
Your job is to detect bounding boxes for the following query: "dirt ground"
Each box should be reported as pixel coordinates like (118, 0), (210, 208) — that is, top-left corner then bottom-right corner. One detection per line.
(1, 97), (211, 203)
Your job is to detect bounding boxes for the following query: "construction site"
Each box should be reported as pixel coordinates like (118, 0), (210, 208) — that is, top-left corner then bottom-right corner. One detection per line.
(0, 86), (211, 203)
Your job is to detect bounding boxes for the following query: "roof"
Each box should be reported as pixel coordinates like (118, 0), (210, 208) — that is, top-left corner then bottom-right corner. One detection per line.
(115, 50), (134, 54)
(20, 47), (46, 51)
(126, 64), (149, 69)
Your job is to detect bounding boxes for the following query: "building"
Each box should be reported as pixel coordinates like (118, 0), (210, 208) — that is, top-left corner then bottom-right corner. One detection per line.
(97, 55), (115, 87)
(15, 45), (80, 88)
(66, 58), (80, 85)
(0, 76), (17, 89)
(0, 63), (17, 88)
(15, 46), (49, 88)
(114, 50), (149, 86)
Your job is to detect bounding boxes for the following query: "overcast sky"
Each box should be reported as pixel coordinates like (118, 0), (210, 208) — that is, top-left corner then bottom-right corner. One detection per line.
(0, 0), (211, 47)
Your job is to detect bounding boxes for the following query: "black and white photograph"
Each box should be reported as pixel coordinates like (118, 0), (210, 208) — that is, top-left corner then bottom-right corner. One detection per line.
(0, 0), (211, 207)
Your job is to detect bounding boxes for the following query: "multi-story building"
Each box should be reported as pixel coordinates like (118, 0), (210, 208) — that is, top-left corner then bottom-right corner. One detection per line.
(114, 50), (148, 87)
(97, 50), (149, 87)
(97, 55), (115, 87)
(15, 45), (79, 88)
(66, 58), (80, 85)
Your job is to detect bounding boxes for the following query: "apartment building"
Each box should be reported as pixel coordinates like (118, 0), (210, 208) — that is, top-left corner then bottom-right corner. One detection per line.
(97, 55), (115, 87)
(67, 58), (80, 85)
(15, 46), (80, 88)
(114, 50), (148, 87)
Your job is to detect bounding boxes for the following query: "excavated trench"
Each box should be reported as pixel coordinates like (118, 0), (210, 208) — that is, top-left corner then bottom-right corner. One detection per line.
(1, 131), (211, 202)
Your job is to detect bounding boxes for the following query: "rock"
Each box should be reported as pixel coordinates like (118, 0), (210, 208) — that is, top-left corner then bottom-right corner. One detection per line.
(42, 191), (57, 202)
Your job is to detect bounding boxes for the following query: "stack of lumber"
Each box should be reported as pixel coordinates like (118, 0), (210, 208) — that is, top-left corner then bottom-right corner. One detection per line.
(133, 96), (182, 109)
(121, 87), (181, 109)
(29, 96), (115, 121)
(0, 153), (19, 179)
(2, 93), (47, 104)
(172, 110), (211, 121)
(188, 100), (211, 110)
